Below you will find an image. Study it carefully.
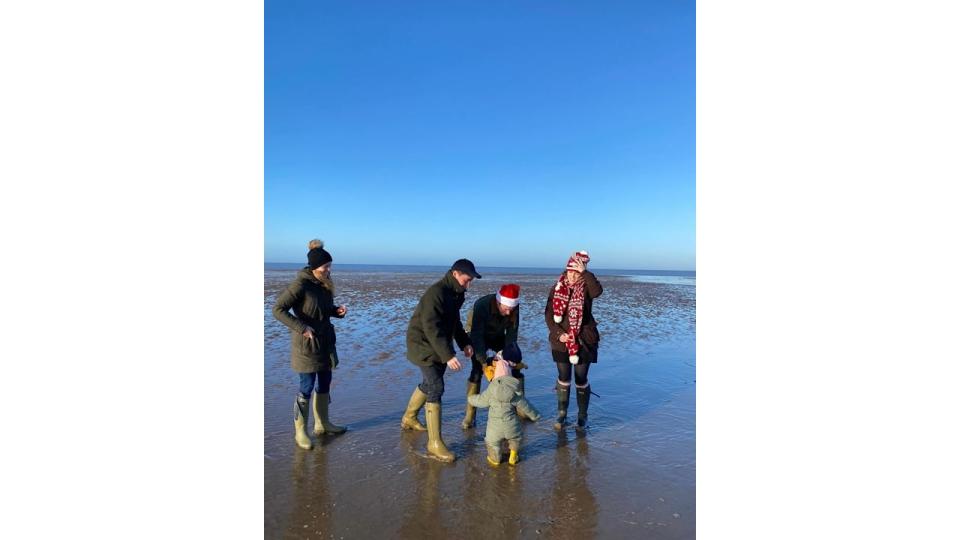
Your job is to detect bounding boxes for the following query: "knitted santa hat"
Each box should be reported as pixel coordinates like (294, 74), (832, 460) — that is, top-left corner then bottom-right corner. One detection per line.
(496, 283), (520, 308)
(565, 250), (590, 271)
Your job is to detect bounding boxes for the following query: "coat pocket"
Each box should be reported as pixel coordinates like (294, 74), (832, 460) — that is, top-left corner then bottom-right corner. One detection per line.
(579, 323), (600, 344)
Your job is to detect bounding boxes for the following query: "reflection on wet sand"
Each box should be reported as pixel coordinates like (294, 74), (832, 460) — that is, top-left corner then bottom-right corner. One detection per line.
(281, 439), (333, 539)
(397, 434), (453, 539)
(542, 431), (598, 539)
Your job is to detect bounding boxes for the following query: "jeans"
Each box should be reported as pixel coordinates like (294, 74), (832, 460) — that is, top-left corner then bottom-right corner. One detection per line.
(418, 363), (447, 403)
(299, 370), (332, 398)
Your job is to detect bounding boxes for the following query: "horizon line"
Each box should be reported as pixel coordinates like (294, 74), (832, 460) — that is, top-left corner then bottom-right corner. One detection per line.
(265, 261), (696, 273)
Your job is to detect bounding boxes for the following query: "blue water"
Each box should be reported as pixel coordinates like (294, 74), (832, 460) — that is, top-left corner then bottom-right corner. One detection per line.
(265, 262), (695, 278)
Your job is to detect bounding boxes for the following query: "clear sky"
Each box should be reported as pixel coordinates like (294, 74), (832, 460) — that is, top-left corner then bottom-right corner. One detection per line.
(266, 1), (694, 270)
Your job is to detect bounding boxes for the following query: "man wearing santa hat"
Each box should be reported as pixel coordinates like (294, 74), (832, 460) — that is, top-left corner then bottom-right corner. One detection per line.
(461, 283), (529, 429)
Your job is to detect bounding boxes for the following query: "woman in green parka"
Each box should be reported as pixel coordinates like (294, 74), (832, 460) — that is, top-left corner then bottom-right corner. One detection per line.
(272, 239), (348, 450)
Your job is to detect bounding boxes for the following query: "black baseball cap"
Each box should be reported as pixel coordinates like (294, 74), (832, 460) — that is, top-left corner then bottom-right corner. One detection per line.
(451, 258), (482, 279)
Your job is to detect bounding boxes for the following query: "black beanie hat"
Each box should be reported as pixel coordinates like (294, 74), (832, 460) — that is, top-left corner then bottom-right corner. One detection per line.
(307, 239), (333, 269)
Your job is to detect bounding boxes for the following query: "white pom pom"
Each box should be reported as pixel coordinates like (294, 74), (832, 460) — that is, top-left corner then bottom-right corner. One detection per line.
(553, 315), (562, 323)
(569, 355), (579, 365)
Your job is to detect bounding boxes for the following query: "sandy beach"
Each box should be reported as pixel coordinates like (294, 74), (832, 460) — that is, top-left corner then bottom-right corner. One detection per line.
(265, 267), (696, 539)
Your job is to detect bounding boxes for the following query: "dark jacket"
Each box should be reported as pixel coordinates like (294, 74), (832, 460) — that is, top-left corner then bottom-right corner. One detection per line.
(272, 268), (344, 373)
(544, 270), (603, 357)
(406, 271), (472, 367)
(466, 293), (519, 362)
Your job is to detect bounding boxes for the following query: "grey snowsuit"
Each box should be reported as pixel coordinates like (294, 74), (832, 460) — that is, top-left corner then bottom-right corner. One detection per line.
(468, 375), (541, 452)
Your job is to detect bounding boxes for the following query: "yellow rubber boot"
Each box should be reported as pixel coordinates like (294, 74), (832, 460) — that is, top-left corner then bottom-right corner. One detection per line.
(400, 387), (428, 431)
(313, 392), (347, 435)
(425, 402), (455, 462)
(294, 395), (313, 450)
(461, 381), (480, 429)
(508, 449), (519, 465)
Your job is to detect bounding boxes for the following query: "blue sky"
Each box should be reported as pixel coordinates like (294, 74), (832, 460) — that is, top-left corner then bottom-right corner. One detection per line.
(266, 1), (694, 270)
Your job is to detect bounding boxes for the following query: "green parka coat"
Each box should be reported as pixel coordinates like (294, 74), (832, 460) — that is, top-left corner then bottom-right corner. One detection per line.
(272, 268), (344, 373)
(406, 271), (472, 367)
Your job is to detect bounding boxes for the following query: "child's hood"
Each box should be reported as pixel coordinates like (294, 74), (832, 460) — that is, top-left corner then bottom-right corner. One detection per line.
(491, 376), (521, 402)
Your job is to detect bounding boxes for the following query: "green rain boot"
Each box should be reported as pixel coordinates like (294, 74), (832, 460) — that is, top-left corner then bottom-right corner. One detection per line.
(313, 391), (347, 435)
(401, 387), (428, 431)
(487, 444), (501, 467)
(294, 395), (313, 450)
(554, 382), (571, 431)
(461, 381), (480, 429)
(576, 385), (591, 431)
(425, 402), (455, 462)
(515, 376), (529, 421)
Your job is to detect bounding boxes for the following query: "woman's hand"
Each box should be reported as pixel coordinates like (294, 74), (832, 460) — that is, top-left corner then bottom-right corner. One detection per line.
(446, 357), (462, 371)
(570, 259), (586, 273)
(336, 305), (348, 316)
(302, 327), (316, 340)
(558, 333), (570, 343)
(463, 345), (474, 359)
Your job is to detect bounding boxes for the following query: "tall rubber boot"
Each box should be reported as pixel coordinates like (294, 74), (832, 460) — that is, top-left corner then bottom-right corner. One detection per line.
(461, 381), (480, 429)
(576, 385), (591, 431)
(425, 402), (455, 462)
(401, 387), (428, 431)
(515, 377), (529, 421)
(487, 443), (501, 467)
(554, 382), (570, 431)
(508, 439), (520, 465)
(313, 391), (347, 434)
(294, 395), (313, 450)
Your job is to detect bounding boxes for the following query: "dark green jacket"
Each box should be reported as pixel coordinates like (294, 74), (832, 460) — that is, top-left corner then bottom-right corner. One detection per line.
(272, 268), (344, 373)
(406, 271), (472, 367)
(466, 293), (519, 362)
(545, 270), (603, 355)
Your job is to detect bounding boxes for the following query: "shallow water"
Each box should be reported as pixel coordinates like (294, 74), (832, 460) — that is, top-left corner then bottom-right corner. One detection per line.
(265, 270), (696, 539)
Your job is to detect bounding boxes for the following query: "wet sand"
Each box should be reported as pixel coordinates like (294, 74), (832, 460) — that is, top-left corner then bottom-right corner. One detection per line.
(265, 270), (696, 539)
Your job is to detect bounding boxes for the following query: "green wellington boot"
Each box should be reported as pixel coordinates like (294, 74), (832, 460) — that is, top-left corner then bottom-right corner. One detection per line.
(576, 385), (591, 431)
(515, 377), (529, 421)
(487, 444), (501, 467)
(401, 387), (428, 431)
(425, 402), (455, 462)
(553, 382), (571, 431)
(294, 395), (313, 450)
(461, 381), (480, 429)
(313, 391), (347, 435)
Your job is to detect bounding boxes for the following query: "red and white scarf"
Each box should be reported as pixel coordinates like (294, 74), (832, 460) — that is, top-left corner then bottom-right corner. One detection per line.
(552, 251), (590, 363)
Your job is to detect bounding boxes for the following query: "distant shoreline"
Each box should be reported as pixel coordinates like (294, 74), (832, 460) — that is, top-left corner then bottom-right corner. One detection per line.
(264, 262), (695, 277)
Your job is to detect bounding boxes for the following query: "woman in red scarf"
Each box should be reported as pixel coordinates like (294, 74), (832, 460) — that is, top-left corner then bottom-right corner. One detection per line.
(545, 250), (603, 431)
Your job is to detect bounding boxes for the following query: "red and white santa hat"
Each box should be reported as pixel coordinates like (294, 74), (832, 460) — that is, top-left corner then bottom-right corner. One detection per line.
(496, 283), (520, 308)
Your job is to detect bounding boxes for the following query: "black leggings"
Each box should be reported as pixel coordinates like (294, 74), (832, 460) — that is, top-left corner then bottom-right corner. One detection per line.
(552, 349), (593, 386)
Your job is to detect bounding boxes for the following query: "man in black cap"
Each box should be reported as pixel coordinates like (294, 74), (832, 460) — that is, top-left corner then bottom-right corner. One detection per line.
(400, 258), (481, 462)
